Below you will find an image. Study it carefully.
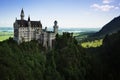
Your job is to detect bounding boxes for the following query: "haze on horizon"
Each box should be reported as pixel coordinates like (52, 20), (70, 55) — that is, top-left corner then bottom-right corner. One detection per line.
(0, 0), (120, 28)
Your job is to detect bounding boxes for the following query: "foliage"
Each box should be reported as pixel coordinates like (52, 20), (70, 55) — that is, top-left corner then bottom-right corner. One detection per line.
(101, 31), (120, 80)
(0, 39), (46, 80)
(85, 31), (120, 80)
(0, 31), (120, 80)
(0, 33), (91, 80)
(54, 32), (91, 80)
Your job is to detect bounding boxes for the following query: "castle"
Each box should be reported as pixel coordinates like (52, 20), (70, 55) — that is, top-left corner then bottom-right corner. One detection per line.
(13, 9), (58, 49)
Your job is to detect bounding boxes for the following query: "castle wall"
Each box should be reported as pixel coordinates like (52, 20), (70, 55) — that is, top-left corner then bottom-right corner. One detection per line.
(14, 26), (42, 43)
(13, 9), (58, 49)
(48, 33), (56, 49)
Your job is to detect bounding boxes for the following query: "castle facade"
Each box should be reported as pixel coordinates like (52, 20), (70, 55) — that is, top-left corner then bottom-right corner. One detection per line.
(13, 9), (58, 49)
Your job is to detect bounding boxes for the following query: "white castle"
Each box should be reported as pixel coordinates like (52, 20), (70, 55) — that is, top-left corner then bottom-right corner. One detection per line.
(13, 9), (58, 49)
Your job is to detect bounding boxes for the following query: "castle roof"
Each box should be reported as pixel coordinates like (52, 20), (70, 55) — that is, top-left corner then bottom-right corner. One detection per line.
(16, 20), (42, 27)
(16, 20), (28, 27)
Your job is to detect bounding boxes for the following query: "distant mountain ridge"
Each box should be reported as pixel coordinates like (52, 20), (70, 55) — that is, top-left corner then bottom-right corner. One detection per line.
(95, 15), (120, 36)
(0, 27), (13, 32)
(0, 27), (100, 33)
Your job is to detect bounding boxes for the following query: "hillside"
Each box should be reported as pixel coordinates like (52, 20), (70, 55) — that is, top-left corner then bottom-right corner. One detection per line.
(95, 15), (120, 36)
(86, 31), (120, 80)
(0, 33), (91, 80)
(0, 32), (120, 80)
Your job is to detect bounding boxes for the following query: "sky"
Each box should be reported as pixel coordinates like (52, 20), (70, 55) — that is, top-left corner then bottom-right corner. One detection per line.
(0, 0), (120, 28)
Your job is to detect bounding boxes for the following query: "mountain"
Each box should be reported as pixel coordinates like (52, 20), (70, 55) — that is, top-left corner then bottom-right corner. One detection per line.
(95, 15), (120, 36)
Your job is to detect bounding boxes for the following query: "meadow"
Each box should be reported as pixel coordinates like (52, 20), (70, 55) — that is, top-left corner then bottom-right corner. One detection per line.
(0, 32), (13, 41)
(73, 32), (103, 48)
(81, 39), (103, 48)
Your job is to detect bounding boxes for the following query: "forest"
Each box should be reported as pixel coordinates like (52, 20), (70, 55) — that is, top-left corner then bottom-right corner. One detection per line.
(0, 31), (120, 80)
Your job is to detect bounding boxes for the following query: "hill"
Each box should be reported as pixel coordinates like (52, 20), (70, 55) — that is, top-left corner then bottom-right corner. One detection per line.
(0, 33), (91, 80)
(0, 32), (120, 80)
(95, 15), (120, 36)
(86, 31), (120, 80)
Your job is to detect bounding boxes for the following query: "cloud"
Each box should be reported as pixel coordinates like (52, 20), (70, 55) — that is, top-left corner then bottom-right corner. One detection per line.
(103, 0), (112, 4)
(91, 4), (119, 11)
(114, 7), (119, 9)
(91, 0), (119, 12)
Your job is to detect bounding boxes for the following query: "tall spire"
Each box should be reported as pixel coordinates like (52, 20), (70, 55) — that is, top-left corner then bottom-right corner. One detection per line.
(28, 16), (30, 21)
(20, 8), (24, 20)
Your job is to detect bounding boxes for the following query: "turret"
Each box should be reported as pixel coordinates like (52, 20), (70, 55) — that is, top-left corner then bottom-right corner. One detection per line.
(20, 8), (24, 20)
(28, 16), (31, 41)
(45, 27), (47, 31)
(53, 20), (58, 34)
(28, 16), (30, 22)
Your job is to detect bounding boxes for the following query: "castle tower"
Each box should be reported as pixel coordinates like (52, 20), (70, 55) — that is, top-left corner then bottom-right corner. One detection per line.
(53, 20), (58, 34)
(20, 8), (24, 20)
(28, 16), (31, 41)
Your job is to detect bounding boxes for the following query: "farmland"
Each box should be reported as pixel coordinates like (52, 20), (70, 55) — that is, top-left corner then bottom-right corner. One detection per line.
(0, 32), (13, 41)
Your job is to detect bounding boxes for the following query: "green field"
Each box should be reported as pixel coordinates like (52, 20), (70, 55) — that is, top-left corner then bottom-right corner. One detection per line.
(73, 32), (103, 48)
(0, 32), (13, 41)
(81, 39), (103, 48)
